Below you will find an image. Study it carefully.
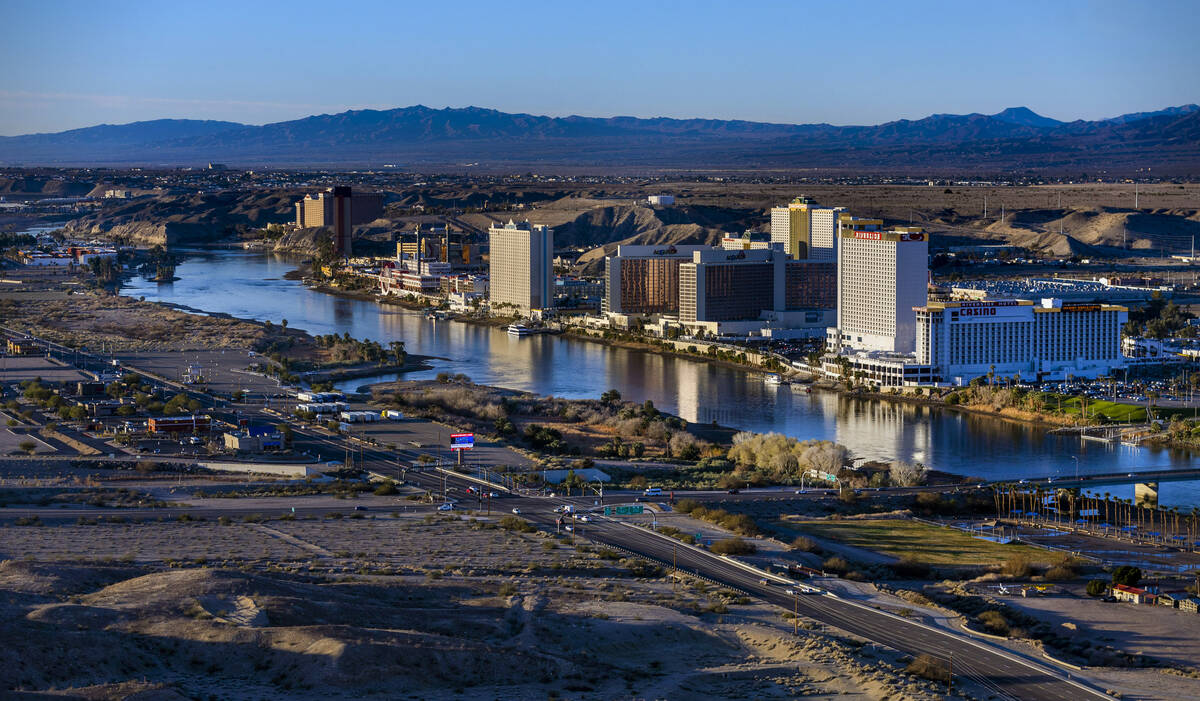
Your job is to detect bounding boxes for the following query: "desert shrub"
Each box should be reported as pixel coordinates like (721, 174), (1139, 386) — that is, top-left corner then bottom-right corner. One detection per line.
(373, 481), (398, 496)
(674, 498), (701, 514)
(622, 558), (664, 578)
(498, 582), (517, 596)
(1085, 578), (1109, 597)
(683, 505), (758, 536)
(668, 431), (705, 461)
(912, 491), (950, 515)
(789, 535), (821, 553)
(1044, 565), (1076, 581)
(822, 556), (849, 575)
(906, 653), (950, 682)
(978, 610), (1010, 635)
(892, 557), (931, 579)
(1001, 554), (1032, 578)
(709, 537), (757, 556)
(498, 515), (536, 533)
(18, 440), (36, 455)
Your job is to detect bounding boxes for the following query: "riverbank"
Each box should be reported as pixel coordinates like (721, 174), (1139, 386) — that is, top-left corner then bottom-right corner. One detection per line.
(304, 357), (434, 386)
(814, 380), (1077, 428)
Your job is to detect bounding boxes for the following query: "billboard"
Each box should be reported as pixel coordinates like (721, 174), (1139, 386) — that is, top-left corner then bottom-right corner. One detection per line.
(450, 433), (474, 451)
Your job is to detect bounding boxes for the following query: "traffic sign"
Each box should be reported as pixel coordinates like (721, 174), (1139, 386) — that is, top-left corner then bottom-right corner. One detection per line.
(450, 433), (474, 451)
(603, 505), (644, 516)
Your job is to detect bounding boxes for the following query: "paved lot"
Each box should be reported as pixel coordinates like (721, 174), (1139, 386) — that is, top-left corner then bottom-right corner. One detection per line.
(113, 349), (285, 402)
(0, 356), (90, 383)
(0, 429), (55, 455)
(346, 414), (531, 471)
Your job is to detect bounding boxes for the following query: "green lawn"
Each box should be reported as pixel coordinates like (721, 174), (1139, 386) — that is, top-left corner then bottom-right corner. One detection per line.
(1041, 395), (1146, 422)
(788, 518), (1047, 566)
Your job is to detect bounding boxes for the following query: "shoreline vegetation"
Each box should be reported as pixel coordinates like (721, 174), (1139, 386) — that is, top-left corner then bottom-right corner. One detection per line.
(357, 375), (960, 492)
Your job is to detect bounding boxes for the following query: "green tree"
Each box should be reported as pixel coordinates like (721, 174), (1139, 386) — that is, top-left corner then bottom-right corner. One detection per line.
(1112, 565), (1142, 587)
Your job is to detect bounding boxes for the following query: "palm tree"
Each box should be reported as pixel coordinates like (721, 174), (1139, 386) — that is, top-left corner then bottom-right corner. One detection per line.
(389, 340), (407, 367)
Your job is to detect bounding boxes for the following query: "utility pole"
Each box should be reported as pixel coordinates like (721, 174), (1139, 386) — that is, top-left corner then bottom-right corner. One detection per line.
(793, 589), (799, 636)
(948, 652), (953, 696)
(672, 544), (677, 594)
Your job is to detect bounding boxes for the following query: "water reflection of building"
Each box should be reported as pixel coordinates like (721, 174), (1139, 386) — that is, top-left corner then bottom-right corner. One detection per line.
(829, 396), (930, 467)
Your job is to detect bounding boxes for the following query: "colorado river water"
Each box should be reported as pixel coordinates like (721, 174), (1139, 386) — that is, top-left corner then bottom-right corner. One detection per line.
(118, 249), (1199, 506)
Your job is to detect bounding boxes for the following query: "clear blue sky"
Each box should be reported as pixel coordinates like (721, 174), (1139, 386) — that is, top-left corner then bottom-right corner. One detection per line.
(1, 0), (1197, 135)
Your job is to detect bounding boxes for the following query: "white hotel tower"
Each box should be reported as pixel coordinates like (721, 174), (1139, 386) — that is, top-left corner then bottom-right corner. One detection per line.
(828, 226), (929, 353)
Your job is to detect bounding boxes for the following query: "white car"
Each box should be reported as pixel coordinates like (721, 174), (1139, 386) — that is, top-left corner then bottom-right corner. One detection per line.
(437, 503), (454, 511)
(511, 508), (521, 514)
(577, 515), (590, 522)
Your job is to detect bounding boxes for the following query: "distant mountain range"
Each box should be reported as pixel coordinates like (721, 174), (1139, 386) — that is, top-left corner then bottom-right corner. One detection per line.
(2, 104), (1198, 173)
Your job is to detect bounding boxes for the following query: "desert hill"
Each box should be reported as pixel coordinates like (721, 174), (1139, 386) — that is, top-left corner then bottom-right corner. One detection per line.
(62, 189), (301, 246)
(2, 104), (1197, 173)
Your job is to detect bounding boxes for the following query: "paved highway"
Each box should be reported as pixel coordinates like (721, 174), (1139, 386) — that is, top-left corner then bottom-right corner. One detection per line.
(392, 468), (1104, 701)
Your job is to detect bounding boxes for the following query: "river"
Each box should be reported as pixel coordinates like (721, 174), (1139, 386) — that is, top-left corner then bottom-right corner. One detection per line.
(118, 249), (1199, 507)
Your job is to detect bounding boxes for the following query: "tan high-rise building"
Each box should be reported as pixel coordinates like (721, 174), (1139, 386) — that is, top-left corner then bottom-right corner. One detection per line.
(769, 196), (845, 261)
(294, 187), (385, 257)
(488, 220), (553, 315)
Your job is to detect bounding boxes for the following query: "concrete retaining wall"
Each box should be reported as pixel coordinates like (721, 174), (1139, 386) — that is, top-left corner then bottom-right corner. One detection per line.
(199, 461), (319, 477)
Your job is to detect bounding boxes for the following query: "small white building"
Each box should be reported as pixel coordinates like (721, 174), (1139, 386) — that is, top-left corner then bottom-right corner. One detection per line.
(647, 195), (675, 206)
